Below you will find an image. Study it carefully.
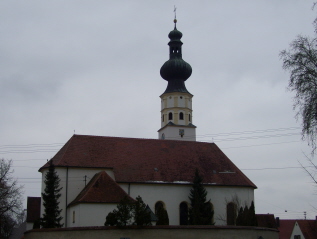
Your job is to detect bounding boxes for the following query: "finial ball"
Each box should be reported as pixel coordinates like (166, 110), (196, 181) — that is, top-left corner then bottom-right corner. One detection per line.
(174, 19), (177, 23)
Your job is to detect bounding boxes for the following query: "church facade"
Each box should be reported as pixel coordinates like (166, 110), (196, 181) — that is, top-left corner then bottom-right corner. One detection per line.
(39, 19), (256, 228)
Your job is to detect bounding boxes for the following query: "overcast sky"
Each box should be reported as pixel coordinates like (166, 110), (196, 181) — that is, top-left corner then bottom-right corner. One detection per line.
(1, 0), (317, 220)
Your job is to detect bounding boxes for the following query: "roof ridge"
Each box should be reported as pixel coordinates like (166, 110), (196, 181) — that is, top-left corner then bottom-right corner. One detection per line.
(73, 134), (214, 145)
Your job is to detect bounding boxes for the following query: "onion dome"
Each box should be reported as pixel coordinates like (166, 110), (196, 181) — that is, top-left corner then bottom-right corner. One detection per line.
(160, 19), (192, 94)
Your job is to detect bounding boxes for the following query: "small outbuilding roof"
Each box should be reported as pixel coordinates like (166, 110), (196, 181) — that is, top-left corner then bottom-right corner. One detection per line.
(256, 214), (277, 228)
(68, 171), (134, 207)
(26, 197), (41, 223)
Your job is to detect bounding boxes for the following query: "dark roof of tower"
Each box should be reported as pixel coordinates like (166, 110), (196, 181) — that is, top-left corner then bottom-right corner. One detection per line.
(168, 27), (183, 41)
(39, 134), (256, 189)
(160, 21), (192, 94)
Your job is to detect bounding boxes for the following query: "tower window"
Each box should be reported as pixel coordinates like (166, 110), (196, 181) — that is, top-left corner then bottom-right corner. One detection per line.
(179, 112), (184, 120)
(162, 115), (164, 122)
(189, 114), (191, 122)
(168, 112), (173, 120)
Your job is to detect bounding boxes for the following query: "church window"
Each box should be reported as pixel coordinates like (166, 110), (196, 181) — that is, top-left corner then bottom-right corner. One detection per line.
(179, 202), (189, 225)
(155, 201), (165, 215)
(162, 114), (164, 122)
(210, 203), (215, 224)
(72, 211), (75, 223)
(226, 202), (237, 225)
(179, 112), (184, 120)
(189, 114), (191, 122)
(168, 112), (173, 120)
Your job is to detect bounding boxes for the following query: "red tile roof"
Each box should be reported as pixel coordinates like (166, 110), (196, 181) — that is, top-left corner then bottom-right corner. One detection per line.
(278, 220), (297, 239)
(279, 219), (317, 239)
(40, 135), (256, 188)
(68, 171), (134, 206)
(256, 214), (277, 228)
(297, 220), (317, 239)
(26, 197), (41, 222)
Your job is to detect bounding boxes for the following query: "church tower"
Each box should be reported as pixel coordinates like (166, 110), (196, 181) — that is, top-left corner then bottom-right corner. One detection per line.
(158, 18), (196, 141)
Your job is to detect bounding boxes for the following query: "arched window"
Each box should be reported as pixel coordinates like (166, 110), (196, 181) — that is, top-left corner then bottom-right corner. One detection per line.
(227, 202), (237, 225)
(179, 202), (189, 225)
(155, 201), (169, 225)
(162, 114), (164, 122)
(73, 211), (75, 223)
(168, 112), (173, 120)
(189, 114), (191, 122)
(179, 112), (184, 120)
(209, 203), (215, 225)
(155, 201), (164, 215)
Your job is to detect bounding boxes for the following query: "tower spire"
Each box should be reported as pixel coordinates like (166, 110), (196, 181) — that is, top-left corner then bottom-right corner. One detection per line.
(158, 16), (196, 141)
(159, 16), (192, 94)
(174, 6), (177, 29)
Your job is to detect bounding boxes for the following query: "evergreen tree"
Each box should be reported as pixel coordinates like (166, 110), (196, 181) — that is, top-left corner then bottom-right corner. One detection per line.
(105, 211), (118, 226)
(105, 196), (151, 226)
(41, 161), (63, 228)
(188, 169), (213, 225)
(133, 196), (152, 226)
(249, 201), (257, 226)
(243, 205), (250, 226)
(114, 196), (133, 226)
(236, 207), (244, 226)
(235, 201), (257, 226)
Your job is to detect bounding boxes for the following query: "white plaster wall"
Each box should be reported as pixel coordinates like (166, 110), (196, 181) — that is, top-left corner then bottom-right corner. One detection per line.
(26, 222), (33, 231)
(290, 222), (305, 239)
(40, 168), (114, 227)
(167, 96), (174, 108)
(69, 203), (117, 227)
(158, 126), (196, 141)
(178, 96), (185, 107)
(123, 183), (254, 226)
(41, 168), (254, 227)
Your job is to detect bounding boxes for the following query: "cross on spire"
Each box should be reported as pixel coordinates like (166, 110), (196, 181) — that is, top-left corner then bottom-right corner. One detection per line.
(174, 5), (177, 27)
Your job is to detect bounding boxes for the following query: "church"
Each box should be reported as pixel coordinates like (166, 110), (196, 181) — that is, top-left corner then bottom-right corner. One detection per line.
(39, 18), (256, 228)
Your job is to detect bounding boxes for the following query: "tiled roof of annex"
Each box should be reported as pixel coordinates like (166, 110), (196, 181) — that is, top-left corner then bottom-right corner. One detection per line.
(26, 197), (41, 222)
(39, 134), (256, 188)
(279, 219), (317, 239)
(68, 171), (134, 207)
(297, 220), (317, 239)
(256, 214), (277, 229)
